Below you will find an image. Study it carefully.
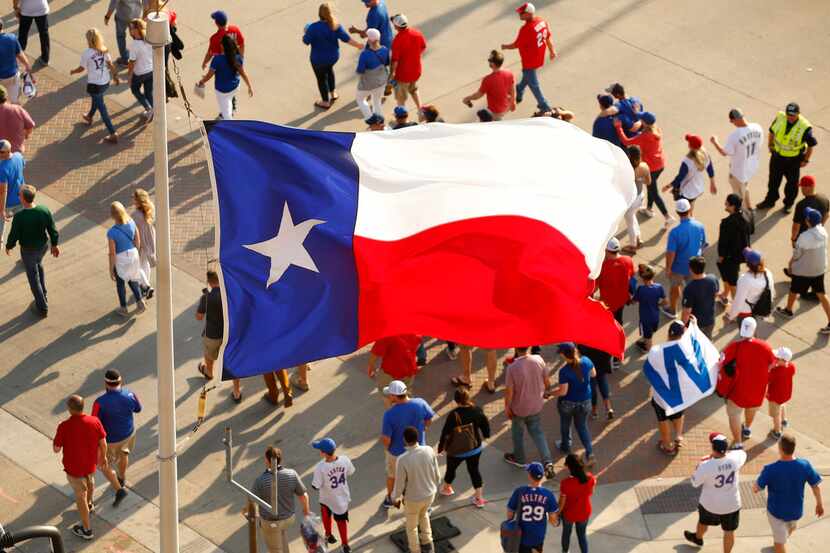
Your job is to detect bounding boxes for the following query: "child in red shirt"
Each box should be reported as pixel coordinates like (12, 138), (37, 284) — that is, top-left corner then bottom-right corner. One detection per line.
(767, 346), (795, 440)
(558, 454), (596, 553)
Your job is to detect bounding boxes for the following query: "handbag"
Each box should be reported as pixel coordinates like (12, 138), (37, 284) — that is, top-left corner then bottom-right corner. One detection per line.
(444, 411), (478, 457)
(748, 272), (772, 317)
(500, 491), (523, 553)
(715, 342), (740, 399)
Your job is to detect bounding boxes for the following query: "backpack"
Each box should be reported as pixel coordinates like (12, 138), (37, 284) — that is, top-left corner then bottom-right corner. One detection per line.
(500, 494), (523, 553)
(748, 272), (772, 317)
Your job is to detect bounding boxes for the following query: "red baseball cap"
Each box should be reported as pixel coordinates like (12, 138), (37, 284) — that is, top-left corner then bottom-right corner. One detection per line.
(516, 2), (536, 15)
(800, 175), (816, 187)
(685, 134), (703, 150)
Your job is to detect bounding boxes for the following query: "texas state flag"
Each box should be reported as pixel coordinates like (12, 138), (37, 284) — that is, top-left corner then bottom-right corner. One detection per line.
(203, 118), (634, 379)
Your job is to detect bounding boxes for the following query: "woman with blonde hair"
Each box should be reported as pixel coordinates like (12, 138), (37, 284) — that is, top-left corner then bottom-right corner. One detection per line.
(132, 188), (156, 299)
(127, 18), (154, 122)
(664, 134), (717, 204)
(70, 28), (120, 143)
(303, 2), (362, 109)
(107, 201), (148, 316)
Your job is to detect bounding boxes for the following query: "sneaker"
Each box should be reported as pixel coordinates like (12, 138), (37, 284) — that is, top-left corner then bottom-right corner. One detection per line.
(342, 546), (352, 553)
(544, 462), (556, 479)
(71, 524), (94, 540)
(768, 430), (782, 441)
(326, 535), (337, 545)
(145, 287), (155, 300)
(820, 325), (830, 335)
(381, 496), (394, 509)
(607, 410), (615, 420)
(638, 207), (654, 217)
(782, 206), (792, 215)
(554, 440), (571, 454)
(775, 307), (794, 318)
(756, 201), (774, 210)
(113, 488), (128, 507)
(583, 454), (596, 467)
(503, 453), (524, 468)
(730, 442), (744, 450)
(664, 215), (676, 228)
(660, 307), (677, 319)
(439, 484), (455, 497)
(104, 133), (119, 144)
(116, 306), (130, 317)
(683, 530), (703, 547)
(741, 424), (751, 439)
(88, 502), (95, 514)
(135, 300), (146, 314)
(117, 476), (125, 488)
(782, 419), (789, 429)
(471, 496), (488, 508)
(446, 344), (460, 360)
(611, 358), (621, 371)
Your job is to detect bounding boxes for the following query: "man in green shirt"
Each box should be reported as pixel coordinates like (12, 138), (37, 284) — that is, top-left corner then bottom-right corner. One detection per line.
(5, 184), (59, 316)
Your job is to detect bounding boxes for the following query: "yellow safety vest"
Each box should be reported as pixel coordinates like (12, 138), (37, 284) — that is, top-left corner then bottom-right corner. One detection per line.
(771, 111), (811, 157)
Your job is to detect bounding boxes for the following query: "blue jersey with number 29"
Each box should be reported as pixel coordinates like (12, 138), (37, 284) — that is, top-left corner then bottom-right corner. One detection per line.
(507, 485), (558, 546)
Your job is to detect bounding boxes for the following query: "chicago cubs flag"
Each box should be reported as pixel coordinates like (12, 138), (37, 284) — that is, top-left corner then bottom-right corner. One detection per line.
(203, 118), (635, 379)
(643, 322), (721, 416)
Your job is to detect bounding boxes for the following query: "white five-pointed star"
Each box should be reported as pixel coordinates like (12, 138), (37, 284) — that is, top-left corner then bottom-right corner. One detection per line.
(243, 203), (325, 288)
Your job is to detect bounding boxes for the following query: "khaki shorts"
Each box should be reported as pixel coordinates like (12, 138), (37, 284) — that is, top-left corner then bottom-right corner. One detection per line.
(67, 473), (94, 497)
(203, 336), (222, 361)
(376, 371), (414, 394)
(767, 512), (797, 544)
(106, 432), (136, 464)
(670, 272), (691, 287)
(385, 450), (398, 478)
(726, 398), (758, 420)
(729, 174), (749, 198)
(394, 80), (418, 103)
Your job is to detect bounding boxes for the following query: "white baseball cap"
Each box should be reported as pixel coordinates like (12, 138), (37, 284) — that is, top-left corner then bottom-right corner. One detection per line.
(606, 237), (621, 252)
(516, 2), (536, 15)
(740, 317), (757, 338)
(774, 346), (793, 362)
(391, 14), (408, 28)
(366, 28), (381, 42)
(383, 380), (408, 396)
(675, 198), (691, 214)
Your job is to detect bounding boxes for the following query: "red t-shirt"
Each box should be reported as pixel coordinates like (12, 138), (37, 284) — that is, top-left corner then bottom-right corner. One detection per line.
(479, 69), (515, 114)
(597, 255), (634, 312)
(209, 25), (245, 55)
(515, 18), (551, 70)
(721, 339), (775, 408)
(53, 414), (106, 478)
(391, 27), (427, 82)
(767, 362), (795, 404)
(371, 335), (421, 379)
(560, 474), (596, 522)
(617, 128), (665, 172)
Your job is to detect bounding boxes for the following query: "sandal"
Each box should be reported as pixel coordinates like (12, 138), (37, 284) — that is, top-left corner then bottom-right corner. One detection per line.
(450, 376), (471, 387)
(657, 441), (677, 456)
(330, 92), (339, 102)
(674, 438), (685, 450)
(232, 391), (243, 404)
(197, 362), (213, 380)
(314, 100), (331, 110)
(483, 382), (496, 394)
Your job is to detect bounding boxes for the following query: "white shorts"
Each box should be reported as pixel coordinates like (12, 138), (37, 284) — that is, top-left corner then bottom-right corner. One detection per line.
(767, 512), (797, 544)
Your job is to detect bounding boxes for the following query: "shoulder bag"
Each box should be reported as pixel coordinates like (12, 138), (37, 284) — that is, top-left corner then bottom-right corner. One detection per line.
(500, 490), (523, 553)
(444, 410), (479, 457)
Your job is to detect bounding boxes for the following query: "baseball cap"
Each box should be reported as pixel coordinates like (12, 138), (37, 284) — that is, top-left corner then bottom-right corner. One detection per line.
(606, 237), (621, 252)
(526, 461), (545, 480)
(365, 113), (385, 126)
(383, 380), (407, 396)
(740, 317), (757, 338)
(785, 102), (800, 115)
(516, 2), (536, 15)
(799, 175), (816, 188)
(394, 106), (408, 118)
(774, 346), (793, 362)
(728, 108), (744, 120)
(311, 437), (337, 455)
(675, 198), (691, 214)
(366, 28), (381, 42)
(743, 247), (762, 265)
(557, 342), (576, 354)
(709, 432), (729, 453)
(211, 11), (228, 26)
(391, 14), (408, 28)
(605, 83), (625, 96)
(668, 321), (686, 338)
(805, 207), (822, 226)
(685, 134), (703, 150)
(597, 93), (614, 109)
(638, 111), (656, 125)
(104, 369), (122, 384)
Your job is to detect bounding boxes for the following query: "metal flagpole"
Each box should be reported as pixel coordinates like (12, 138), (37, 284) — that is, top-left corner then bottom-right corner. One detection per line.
(146, 11), (180, 553)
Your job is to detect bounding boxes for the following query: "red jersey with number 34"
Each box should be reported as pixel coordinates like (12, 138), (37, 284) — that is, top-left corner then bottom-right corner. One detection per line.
(516, 18), (551, 70)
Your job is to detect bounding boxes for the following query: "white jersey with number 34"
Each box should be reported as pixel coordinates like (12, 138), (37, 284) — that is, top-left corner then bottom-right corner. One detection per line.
(691, 450), (748, 514)
(311, 456), (356, 515)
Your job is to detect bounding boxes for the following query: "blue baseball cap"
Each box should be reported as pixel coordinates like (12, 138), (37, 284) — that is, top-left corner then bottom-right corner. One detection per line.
(394, 106), (408, 118)
(211, 11), (228, 26)
(557, 342), (576, 354)
(311, 438), (337, 455)
(638, 111), (656, 125)
(805, 207), (822, 226)
(526, 462), (545, 480)
(743, 247), (762, 265)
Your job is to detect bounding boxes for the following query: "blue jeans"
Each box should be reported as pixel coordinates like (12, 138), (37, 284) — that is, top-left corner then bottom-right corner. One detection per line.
(130, 72), (154, 111)
(21, 245), (48, 312)
(88, 84), (116, 135)
(558, 399), (593, 456)
(590, 374), (610, 408)
(115, 17), (129, 64)
(116, 273), (142, 308)
(516, 68), (551, 112)
(511, 412), (552, 464)
(562, 518), (589, 553)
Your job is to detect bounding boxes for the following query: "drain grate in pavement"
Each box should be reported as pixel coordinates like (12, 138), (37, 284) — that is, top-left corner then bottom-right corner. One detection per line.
(636, 481), (767, 514)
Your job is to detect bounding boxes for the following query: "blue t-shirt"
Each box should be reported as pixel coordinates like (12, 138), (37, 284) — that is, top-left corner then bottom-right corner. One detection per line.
(559, 358), (593, 402)
(0, 33), (21, 79)
(616, 97), (642, 123)
(107, 220), (137, 253)
(507, 485), (558, 546)
(210, 54), (243, 93)
(303, 21), (351, 66)
(682, 275), (719, 327)
(592, 115), (622, 148)
(667, 219), (706, 275)
(356, 46), (389, 73)
(757, 459), (822, 521)
(634, 282), (665, 326)
(93, 388), (142, 443)
(381, 398), (435, 456)
(0, 152), (25, 208)
(366, 2), (392, 49)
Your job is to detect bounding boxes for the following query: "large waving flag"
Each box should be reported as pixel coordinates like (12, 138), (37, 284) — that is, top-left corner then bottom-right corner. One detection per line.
(643, 322), (721, 416)
(203, 119), (634, 379)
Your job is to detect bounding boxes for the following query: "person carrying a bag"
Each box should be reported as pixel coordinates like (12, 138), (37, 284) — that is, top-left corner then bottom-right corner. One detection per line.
(437, 388), (491, 508)
(354, 28), (388, 122)
(724, 248), (774, 324)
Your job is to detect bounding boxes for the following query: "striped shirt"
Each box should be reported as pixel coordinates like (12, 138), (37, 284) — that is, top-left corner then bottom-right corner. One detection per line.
(251, 467), (307, 521)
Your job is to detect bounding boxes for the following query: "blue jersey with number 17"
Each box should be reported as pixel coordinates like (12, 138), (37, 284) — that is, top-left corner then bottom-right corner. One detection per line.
(507, 485), (558, 546)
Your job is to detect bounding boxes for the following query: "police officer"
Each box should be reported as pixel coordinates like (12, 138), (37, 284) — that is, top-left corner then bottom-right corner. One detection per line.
(757, 102), (818, 213)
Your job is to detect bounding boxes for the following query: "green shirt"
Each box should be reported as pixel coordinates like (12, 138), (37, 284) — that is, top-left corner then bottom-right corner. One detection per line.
(6, 204), (59, 250)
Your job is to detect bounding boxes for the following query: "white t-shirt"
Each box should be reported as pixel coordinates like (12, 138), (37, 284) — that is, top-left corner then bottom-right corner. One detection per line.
(81, 48), (113, 86)
(724, 123), (764, 183)
(129, 39), (153, 76)
(19, 0), (49, 17)
(691, 450), (747, 514)
(311, 455), (355, 515)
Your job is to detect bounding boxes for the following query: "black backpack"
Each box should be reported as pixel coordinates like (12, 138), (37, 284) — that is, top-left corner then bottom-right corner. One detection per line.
(748, 272), (772, 317)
